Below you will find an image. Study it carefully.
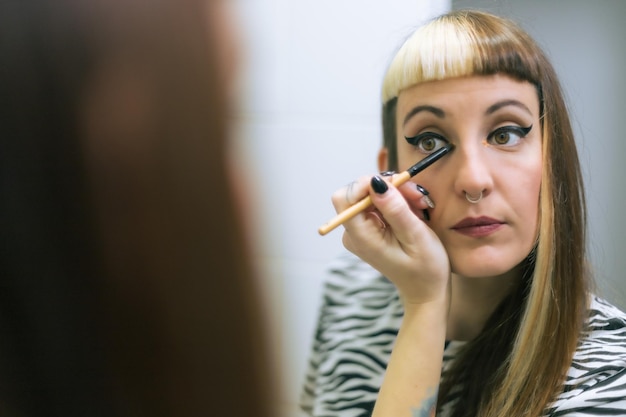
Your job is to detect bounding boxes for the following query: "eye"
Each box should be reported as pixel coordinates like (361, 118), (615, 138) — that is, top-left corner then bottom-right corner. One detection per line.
(487, 125), (533, 147)
(404, 132), (449, 154)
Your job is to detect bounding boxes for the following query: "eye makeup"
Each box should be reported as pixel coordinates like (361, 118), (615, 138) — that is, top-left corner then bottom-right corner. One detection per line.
(406, 123), (533, 156)
(318, 143), (454, 236)
(405, 132), (448, 154)
(484, 124), (533, 147)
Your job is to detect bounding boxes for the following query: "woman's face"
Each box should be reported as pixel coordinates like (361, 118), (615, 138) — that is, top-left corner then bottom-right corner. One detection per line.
(395, 74), (542, 278)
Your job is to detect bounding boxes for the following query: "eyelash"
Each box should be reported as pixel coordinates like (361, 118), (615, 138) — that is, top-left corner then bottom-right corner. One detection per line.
(404, 132), (448, 154)
(404, 124), (533, 153)
(487, 125), (533, 147)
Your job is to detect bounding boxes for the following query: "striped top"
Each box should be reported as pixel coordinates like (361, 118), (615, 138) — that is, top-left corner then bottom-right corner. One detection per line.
(300, 252), (626, 416)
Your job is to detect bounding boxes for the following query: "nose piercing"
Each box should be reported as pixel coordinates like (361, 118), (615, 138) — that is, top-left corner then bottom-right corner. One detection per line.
(465, 191), (483, 204)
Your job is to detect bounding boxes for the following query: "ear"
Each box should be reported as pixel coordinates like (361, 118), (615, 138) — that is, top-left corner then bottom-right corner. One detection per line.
(377, 148), (389, 172)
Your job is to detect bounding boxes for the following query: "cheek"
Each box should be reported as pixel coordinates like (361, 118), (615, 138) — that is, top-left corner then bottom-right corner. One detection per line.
(511, 158), (543, 240)
(396, 144), (424, 172)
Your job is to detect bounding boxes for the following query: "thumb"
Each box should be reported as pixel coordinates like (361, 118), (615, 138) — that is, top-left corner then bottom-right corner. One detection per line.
(369, 176), (425, 245)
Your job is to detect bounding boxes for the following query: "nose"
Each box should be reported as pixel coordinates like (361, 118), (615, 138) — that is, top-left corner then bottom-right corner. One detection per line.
(452, 144), (493, 202)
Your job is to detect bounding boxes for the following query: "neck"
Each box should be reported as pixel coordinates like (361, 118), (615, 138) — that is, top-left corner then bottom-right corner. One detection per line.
(446, 269), (520, 341)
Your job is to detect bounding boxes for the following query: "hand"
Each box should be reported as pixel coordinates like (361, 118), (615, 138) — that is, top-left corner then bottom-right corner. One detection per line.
(332, 174), (450, 305)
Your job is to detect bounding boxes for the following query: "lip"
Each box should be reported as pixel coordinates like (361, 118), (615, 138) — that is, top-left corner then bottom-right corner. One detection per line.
(451, 216), (505, 238)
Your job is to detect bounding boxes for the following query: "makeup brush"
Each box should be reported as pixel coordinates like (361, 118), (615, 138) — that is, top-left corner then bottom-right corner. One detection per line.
(318, 143), (454, 235)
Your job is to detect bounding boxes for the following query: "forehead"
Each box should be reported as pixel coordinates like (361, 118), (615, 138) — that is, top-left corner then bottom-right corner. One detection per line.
(396, 74), (540, 125)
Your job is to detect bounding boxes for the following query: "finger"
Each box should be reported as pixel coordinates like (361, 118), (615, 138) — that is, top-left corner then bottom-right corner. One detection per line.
(341, 206), (390, 252)
(328, 176), (388, 236)
(395, 182), (433, 223)
(397, 182), (435, 210)
(365, 210), (388, 231)
(369, 177), (427, 246)
(415, 184), (435, 209)
(331, 175), (371, 212)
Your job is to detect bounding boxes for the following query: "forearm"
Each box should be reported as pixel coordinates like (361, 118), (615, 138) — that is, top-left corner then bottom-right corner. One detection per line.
(373, 300), (447, 417)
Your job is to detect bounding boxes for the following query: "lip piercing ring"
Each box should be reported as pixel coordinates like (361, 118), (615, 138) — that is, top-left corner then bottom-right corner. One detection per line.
(465, 191), (483, 204)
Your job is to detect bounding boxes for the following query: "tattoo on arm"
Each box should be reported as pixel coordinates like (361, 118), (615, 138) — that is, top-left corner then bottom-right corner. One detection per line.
(411, 387), (438, 417)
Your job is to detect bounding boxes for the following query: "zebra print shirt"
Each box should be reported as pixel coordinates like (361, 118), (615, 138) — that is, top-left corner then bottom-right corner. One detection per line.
(300, 252), (626, 416)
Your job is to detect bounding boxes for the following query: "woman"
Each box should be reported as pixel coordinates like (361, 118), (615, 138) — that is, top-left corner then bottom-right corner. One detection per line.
(302, 10), (626, 417)
(0, 0), (272, 416)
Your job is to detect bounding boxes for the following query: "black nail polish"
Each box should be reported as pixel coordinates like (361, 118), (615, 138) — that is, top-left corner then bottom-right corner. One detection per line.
(371, 176), (388, 194)
(422, 209), (430, 221)
(416, 184), (429, 195)
(380, 170), (396, 177)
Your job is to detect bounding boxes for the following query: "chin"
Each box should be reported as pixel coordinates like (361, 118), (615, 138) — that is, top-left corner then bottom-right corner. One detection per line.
(450, 254), (522, 279)
(452, 267), (511, 279)
(448, 245), (528, 278)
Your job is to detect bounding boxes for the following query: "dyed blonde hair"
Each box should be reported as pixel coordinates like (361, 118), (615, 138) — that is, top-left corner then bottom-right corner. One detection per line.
(381, 10), (589, 417)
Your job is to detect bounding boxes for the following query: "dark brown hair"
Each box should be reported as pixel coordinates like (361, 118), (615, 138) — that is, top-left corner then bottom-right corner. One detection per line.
(0, 0), (273, 416)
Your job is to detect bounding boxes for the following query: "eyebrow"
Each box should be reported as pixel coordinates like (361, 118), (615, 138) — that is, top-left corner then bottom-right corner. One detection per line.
(402, 105), (445, 127)
(403, 99), (534, 128)
(485, 99), (533, 116)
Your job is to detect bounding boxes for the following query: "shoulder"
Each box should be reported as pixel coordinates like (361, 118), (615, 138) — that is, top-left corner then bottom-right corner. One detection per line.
(318, 251), (401, 315)
(300, 252), (402, 416)
(325, 251), (394, 290)
(576, 296), (626, 369)
(546, 296), (626, 415)
(313, 252), (402, 349)
(587, 296), (626, 333)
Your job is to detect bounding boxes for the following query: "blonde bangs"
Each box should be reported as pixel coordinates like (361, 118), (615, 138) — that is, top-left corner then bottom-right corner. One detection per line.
(382, 18), (477, 103)
(382, 11), (542, 104)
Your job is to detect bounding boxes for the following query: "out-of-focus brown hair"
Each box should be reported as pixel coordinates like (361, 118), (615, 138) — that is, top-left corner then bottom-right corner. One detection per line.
(0, 0), (273, 416)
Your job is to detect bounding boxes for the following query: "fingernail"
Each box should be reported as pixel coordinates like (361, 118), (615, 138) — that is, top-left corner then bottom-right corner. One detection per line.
(416, 184), (435, 208)
(380, 170), (396, 177)
(415, 184), (429, 195)
(422, 209), (430, 221)
(371, 176), (388, 194)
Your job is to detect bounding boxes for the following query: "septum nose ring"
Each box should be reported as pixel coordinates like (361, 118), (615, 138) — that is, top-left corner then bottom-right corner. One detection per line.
(465, 191), (483, 204)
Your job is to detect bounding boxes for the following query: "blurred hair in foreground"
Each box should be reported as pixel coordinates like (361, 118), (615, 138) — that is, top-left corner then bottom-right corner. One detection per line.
(0, 0), (274, 416)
